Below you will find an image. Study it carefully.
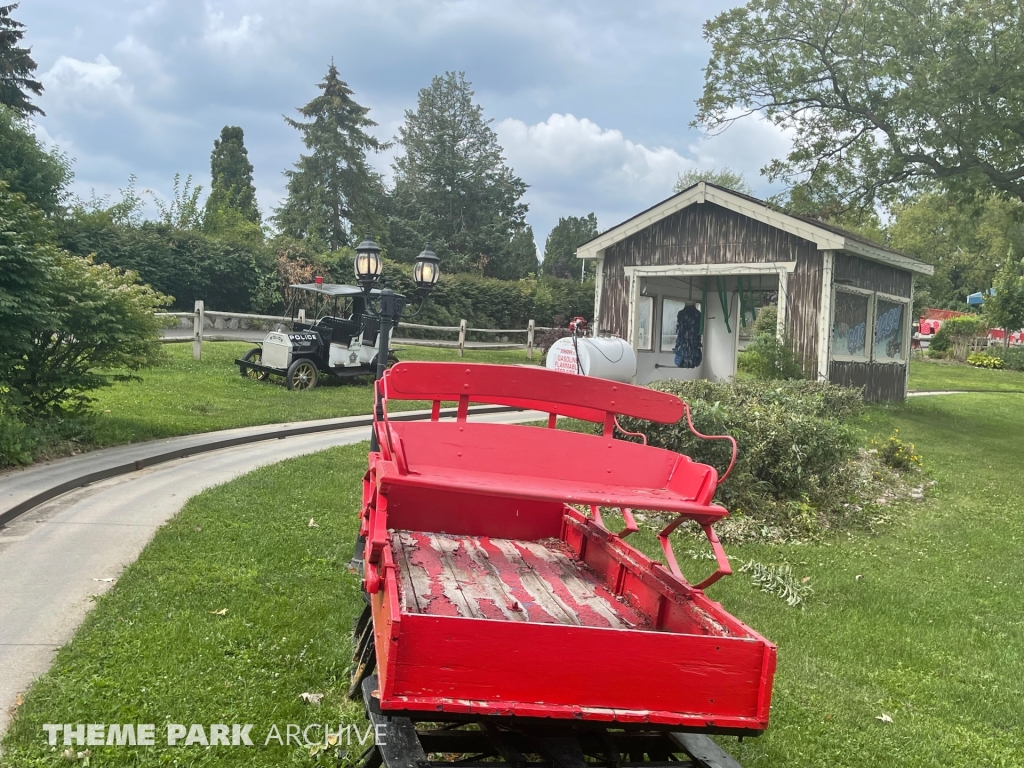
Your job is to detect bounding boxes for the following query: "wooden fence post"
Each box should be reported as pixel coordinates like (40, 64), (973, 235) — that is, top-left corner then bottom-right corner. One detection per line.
(527, 319), (535, 361)
(192, 300), (204, 360)
(458, 319), (467, 358)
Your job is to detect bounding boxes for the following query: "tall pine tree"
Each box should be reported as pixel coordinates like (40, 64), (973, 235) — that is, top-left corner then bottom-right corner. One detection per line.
(388, 72), (528, 275)
(205, 126), (259, 224)
(275, 63), (384, 251)
(0, 4), (42, 117)
(542, 214), (598, 279)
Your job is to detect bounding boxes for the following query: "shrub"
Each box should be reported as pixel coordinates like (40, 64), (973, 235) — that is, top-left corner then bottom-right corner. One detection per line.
(928, 329), (950, 353)
(0, 407), (34, 467)
(752, 304), (777, 335)
(967, 352), (1005, 369)
(989, 346), (1024, 371)
(59, 212), (278, 313)
(6, 255), (169, 414)
(616, 379), (865, 526)
(932, 315), (985, 361)
(874, 430), (922, 471)
(737, 333), (806, 380)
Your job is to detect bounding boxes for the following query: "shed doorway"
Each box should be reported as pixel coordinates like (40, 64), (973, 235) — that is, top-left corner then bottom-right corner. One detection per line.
(629, 270), (783, 386)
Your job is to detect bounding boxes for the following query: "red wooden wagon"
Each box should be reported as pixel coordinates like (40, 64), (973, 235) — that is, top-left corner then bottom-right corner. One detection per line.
(351, 362), (776, 768)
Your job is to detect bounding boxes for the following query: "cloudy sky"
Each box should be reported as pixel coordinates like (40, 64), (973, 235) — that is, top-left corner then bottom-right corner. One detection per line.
(19, 0), (791, 251)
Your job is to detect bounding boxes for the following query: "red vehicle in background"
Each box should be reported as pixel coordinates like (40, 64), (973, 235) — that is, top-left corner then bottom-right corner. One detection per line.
(350, 362), (776, 768)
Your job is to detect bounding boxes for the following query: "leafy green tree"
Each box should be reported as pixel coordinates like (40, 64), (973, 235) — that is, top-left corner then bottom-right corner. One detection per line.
(542, 214), (598, 279)
(0, 182), (56, 367)
(275, 64), (384, 251)
(697, 0), (1024, 212)
(205, 126), (260, 225)
(985, 258), (1024, 344)
(889, 191), (1024, 308)
(674, 167), (751, 195)
(0, 105), (70, 214)
(389, 71), (528, 274)
(0, 4), (42, 117)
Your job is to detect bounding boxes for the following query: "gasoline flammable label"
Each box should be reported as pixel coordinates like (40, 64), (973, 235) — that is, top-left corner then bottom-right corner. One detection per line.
(552, 347), (579, 375)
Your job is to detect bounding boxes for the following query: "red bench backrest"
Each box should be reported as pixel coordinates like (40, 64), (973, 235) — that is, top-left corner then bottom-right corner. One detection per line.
(383, 362), (683, 425)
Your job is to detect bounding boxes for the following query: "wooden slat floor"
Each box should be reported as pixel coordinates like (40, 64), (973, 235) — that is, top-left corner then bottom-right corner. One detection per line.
(391, 531), (648, 629)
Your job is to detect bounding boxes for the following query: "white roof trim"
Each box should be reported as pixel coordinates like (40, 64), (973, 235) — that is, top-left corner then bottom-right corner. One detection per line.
(575, 182), (934, 276)
(624, 261), (796, 277)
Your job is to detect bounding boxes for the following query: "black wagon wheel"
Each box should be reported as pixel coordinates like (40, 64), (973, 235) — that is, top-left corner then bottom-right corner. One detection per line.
(370, 352), (399, 371)
(286, 359), (319, 391)
(239, 348), (270, 381)
(348, 604), (376, 699)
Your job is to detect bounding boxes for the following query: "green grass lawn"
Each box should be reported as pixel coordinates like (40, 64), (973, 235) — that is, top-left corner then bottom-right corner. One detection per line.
(4, 391), (1022, 766)
(909, 358), (1024, 392)
(88, 342), (537, 446)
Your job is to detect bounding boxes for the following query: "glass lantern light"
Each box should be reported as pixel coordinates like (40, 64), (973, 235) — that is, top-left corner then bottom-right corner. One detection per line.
(354, 233), (383, 291)
(413, 243), (440, 292)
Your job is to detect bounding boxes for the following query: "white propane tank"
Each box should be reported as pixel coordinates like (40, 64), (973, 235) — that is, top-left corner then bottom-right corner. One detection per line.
(545, 336), (636, 383)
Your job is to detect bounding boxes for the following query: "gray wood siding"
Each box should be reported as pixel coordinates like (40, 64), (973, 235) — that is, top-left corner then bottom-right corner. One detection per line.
(787, 250), (823, 379)
(830, 360), (907, 402)
(599, 202), (822, 374)
(833, 252), (912, 297)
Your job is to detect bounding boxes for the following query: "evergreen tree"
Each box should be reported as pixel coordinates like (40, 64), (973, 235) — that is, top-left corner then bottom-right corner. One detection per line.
(0, 4), (42, 117)
(205, 126), (259, 224)
(274, 63), (384, 251)
(485, 224), (538, 280)
(542, 213), (598, 279)
(389, 71), (528, 274)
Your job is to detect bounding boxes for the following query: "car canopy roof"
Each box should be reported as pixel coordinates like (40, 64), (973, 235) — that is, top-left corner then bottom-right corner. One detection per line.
(289, 283), (381, 297)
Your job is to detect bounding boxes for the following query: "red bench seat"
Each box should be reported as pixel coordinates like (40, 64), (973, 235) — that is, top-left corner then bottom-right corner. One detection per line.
(379, 420), (726, 524)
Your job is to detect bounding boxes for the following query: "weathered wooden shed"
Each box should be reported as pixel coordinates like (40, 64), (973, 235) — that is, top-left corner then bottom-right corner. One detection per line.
(576, 182), (934, 401)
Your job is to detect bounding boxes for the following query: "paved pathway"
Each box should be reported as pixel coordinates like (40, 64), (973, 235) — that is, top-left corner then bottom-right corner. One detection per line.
(0, 409), (540, 737)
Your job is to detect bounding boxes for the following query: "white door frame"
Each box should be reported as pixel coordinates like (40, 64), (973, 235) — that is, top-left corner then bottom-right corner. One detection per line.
(624, 262), (796, 348)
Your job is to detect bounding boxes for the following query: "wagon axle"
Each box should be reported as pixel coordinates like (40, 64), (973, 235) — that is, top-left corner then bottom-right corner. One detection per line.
(356, 676), (743, 768)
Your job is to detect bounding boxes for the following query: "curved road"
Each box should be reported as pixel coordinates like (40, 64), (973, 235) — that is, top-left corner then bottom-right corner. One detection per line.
(0, 410), (539, 737)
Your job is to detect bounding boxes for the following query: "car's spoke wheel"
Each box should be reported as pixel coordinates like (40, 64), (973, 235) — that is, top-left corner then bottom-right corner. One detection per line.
(286, 359), (318, 391)
(240, 348), (269, 381)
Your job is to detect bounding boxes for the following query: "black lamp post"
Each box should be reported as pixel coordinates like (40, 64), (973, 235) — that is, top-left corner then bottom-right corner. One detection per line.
(353, 235), (440, 452)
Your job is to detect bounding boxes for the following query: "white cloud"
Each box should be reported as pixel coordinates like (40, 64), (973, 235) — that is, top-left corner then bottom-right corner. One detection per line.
(496, 112), (793, 250)
(203, 8), (265, 51)
(113, 35), (174, 95)
(43, 54), (133, 111)
(686, 113), (793, 185)
(498, 113), (693, 207)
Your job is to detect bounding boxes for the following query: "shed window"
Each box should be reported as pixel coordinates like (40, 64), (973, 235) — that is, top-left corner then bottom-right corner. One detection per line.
(636, 295), (653, 350)
(660, 298), (689, 352)
(874, 299), (906, 360)
(832, 291), (870, 358)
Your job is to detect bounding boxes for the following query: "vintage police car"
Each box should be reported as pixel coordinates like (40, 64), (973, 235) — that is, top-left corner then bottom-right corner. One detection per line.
(235, 283), (395, 390)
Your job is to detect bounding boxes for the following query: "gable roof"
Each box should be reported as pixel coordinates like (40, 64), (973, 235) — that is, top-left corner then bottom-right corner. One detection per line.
(576, 182), (934, 276)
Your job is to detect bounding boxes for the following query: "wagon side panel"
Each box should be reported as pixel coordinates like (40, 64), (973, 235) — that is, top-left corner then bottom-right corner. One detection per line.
(370, 547), (403, 702)
(382, 485), (565, 540)
(387, 614), (768, 728)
